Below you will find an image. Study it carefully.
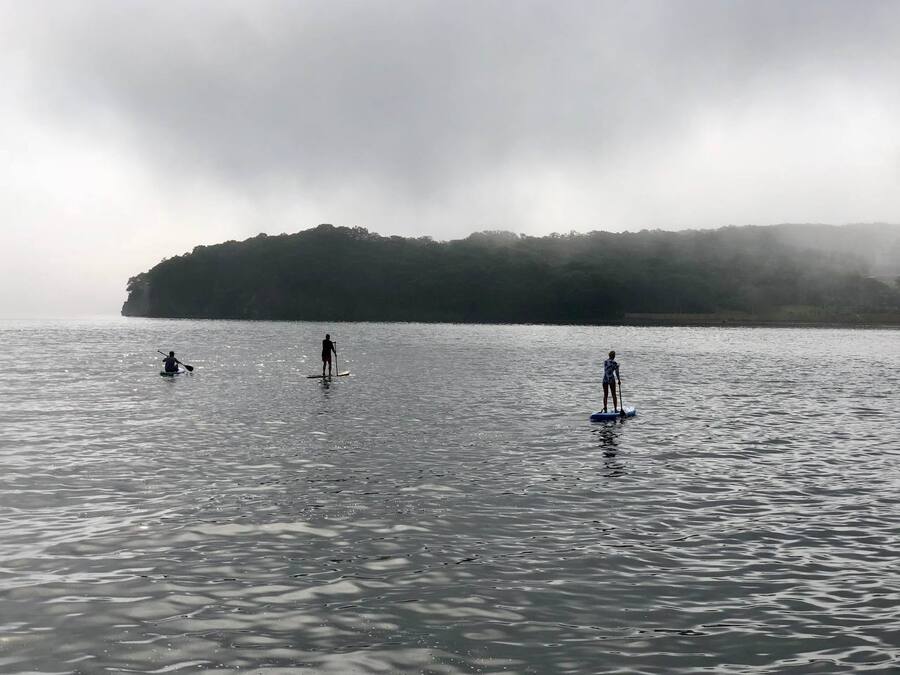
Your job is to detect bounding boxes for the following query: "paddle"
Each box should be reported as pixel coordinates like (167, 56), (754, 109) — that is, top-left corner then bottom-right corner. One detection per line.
(157, 350), (194, 372)
(618, 379), (626, 417)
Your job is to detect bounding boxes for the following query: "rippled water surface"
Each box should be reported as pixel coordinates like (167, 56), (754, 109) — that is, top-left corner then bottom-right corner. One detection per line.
(2, 318), (899, 674)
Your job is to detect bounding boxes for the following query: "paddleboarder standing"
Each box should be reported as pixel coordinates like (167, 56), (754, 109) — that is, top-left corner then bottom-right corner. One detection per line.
(322, 334), (337, 378)
(602, 350), (620, 413)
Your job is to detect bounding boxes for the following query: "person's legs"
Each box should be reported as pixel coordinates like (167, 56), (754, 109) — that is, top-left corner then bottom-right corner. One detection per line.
(602, 381), (609, 412)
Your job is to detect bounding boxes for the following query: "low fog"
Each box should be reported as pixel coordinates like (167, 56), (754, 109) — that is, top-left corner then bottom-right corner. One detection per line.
(1, 0), (899, 315)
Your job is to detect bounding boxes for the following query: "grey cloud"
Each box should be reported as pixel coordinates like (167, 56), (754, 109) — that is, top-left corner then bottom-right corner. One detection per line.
(2, 0), (900, 315)
(11, 0), (900, 200)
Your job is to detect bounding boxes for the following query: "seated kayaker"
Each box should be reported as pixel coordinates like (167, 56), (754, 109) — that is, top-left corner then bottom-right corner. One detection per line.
(162, 351), (179, 373)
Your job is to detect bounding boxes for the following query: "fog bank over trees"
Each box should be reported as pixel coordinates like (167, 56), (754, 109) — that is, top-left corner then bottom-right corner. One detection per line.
(122, 223), (900, 326)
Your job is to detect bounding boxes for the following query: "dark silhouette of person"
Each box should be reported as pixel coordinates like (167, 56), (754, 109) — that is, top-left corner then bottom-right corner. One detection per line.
(322, 334), (337, 377)
(162, 351), (179, 373)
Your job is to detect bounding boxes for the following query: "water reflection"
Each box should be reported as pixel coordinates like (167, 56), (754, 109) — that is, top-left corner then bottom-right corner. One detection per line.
(593, 421), (627, 477)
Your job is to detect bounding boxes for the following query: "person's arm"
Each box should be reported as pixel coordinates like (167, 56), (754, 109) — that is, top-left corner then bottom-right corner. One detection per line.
(616, 362), (621, 382)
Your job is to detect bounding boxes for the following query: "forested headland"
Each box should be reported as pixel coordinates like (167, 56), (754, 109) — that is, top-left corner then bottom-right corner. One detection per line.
(122, 223), (900, 326)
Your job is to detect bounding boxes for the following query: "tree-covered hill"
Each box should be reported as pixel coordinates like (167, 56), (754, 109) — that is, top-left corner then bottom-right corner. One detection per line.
(121, 223), (900, 325)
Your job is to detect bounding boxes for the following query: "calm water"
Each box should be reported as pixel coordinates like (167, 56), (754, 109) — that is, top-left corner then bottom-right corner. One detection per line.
(1, 318), (899, 674)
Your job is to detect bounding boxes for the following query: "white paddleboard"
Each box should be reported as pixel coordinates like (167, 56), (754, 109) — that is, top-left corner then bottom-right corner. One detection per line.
(307, 371), (351, 379)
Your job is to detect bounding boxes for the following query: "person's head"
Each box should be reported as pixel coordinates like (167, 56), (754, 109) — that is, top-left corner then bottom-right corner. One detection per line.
(609, 350), (615, 359)
(325, 334), (330, 340)
(169, 351), (175, 357)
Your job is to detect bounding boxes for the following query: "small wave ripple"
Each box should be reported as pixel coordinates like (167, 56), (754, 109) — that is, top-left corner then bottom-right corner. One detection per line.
(1, 319), (899, 673)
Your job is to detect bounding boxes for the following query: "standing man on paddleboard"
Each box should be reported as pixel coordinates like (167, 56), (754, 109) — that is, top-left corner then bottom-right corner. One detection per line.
(322, 334), (337, 378)
(602, 350), (620, 413)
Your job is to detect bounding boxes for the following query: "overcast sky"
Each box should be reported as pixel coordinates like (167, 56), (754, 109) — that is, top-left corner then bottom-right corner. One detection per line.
(2, 0), (899, 315)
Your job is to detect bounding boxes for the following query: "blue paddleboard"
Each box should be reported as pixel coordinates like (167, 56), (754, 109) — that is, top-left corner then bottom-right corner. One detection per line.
(590, 406), (636, 422)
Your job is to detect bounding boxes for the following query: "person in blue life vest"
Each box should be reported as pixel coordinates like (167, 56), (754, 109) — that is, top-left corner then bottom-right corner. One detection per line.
(162, 351), (179, 374)
(322, 334), (337, 377)
(602, 350), (621, 413)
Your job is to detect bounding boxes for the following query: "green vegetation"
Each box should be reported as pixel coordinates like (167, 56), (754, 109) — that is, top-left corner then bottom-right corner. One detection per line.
(122, 223), (900, 325)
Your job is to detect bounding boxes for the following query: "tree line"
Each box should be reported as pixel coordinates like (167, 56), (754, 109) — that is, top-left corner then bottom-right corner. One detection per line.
(121, 223), (900, 324)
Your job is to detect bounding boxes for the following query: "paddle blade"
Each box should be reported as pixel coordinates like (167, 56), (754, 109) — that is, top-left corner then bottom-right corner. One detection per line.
(183, 364), (194, 371)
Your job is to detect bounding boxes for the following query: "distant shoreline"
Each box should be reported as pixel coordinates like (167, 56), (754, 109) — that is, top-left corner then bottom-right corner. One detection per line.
(119, 313), (900, 329)
(618, 312), (900, 329)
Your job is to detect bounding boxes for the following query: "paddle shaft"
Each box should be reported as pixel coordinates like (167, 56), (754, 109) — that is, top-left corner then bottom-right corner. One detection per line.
(618, 380), (625, 415)
(157, 350), (194, 371)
